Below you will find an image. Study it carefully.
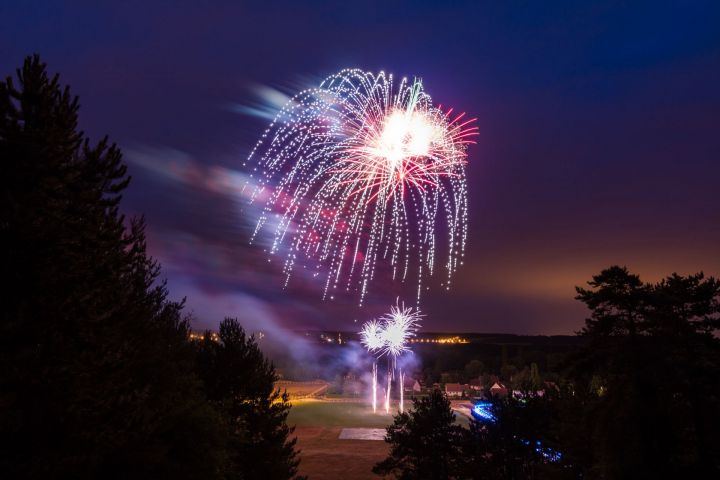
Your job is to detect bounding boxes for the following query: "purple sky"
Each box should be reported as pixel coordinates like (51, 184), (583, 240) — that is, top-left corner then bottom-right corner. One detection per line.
(3, 1), (719, 334)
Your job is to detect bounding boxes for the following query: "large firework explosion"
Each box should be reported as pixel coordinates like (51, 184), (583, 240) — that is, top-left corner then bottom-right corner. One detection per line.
(246, 69), (477, 304)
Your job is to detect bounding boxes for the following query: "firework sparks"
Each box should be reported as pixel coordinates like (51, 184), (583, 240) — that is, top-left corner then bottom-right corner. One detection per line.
(378, 301), (422, 359)
(360, 319), (385, 352)
(360, 300), (422, 413)
(247, 69), (477, 303)
(399, 370), (405, 414)
(361, 319), (386, 413)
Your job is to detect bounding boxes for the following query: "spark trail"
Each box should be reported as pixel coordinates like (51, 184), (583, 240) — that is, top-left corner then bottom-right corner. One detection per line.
(360, 300), (422, 413)
(247, 69), (477, 303)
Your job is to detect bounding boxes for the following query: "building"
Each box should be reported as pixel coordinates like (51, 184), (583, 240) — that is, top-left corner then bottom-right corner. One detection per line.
(445, 383), (469, 398)
(490, 382), (508, 398)
(469, 379), (484, 391)
(404, 377), (422, 393)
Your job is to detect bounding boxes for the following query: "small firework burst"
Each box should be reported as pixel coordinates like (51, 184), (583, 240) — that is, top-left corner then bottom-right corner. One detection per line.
(378, 301), (422, 358)
(360, 319), (385, 352)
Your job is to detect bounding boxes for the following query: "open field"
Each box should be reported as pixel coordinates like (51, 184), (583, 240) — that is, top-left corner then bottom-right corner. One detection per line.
(289, 401), (395, 479)
(288, 399), (471, 479)
(289, 398), (472, 428)
(293, 426), (390, 480)
(275, 380), (329, 399)
(289, 399), (400, 428)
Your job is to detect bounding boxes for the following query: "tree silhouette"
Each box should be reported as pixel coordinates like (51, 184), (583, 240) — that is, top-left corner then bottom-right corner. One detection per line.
(575, 266), (648, 337)
(1, 55), (225, 479)
(568, 266), (720, 477)
(374, 389), (466, 479)
(195, 318), (304, 480)
(460, 392), (569, 480)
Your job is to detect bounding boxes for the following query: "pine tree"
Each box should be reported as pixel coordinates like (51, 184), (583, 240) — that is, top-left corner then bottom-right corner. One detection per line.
(373, 389), (466, 479)
(195, 318), (304, 480)
(529, 362), (541, 391)
(568, 266), (720, 477)
(0, 55), (225, 479)
(575, 265), (648, 337)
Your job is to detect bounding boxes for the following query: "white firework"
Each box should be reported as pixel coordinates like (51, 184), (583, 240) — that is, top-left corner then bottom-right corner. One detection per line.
(360, 300), (422, 414)
(378, 300), (422, 358)
(360, 319), (385, 352)
(246, 69), (477, 304)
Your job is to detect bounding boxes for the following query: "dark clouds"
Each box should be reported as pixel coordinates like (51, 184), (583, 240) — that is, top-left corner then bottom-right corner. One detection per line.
(2, 1), (719, 334)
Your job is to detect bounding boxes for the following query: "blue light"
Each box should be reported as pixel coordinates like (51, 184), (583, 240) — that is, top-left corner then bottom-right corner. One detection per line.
(536, 445), (563, 462)
(522, 438), (562, 462)
(469, 401), (562, 463)
(471, 401), (496, 422)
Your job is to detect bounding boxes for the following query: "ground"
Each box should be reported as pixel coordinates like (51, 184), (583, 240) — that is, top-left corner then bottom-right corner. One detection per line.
(288, 399), (472, 479)
(293, 425), (390, 480)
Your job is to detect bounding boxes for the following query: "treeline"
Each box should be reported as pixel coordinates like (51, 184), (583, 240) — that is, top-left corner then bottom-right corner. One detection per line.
(415, 338), (583, 385)
(272, 333), (581, 386)
(376, 266), (720, 478)
(1, 56), (303, 479)
(420, 351), (567, 389)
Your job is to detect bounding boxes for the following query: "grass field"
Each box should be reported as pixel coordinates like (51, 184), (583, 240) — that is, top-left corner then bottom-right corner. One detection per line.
(288, 399), (472, 479)
(288, 400), (402, 428)
(289, 399), (471, 429)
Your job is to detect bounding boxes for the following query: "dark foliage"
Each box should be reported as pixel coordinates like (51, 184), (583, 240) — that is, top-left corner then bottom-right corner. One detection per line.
(575, 266), (648, 337)
(566, 266), (720, 477)
(1, 55), (223, 479)
(374, 389), (466, 479)
(460, 392), (571, 480)
(195, 318), (304, 480)
(377, 266), (719, 479)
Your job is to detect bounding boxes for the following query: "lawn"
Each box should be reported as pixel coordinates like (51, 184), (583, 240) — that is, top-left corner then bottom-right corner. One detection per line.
(288, 400), (401, 428)
(288, 398), (471, 429)
(287, 401), (394, 479)
(287, 399), (471, 479)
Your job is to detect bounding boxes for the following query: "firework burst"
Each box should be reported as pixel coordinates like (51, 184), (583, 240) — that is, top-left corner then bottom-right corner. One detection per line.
(359, 319), (385, 352)
(247, 69), (477, 303)
(378, 301), (422, 358)
(360, 300), (422, 413)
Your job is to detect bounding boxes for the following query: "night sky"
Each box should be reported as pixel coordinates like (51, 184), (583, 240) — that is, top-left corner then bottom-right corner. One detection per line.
(3, 1), (719, 335)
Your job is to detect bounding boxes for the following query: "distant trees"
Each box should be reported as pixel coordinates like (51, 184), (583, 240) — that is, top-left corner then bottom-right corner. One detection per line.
(510, 362), (543, 391)
(464, 359), (485, 379)
(0, 55), (302, 479)
(530, 363), (541, 390)
(195, 318), (304, 480)
(499, 364), (518, 383)
(440, 371), (460, 384)
(374, 389), (466, 479)
(377, 266), (719, 479)
(566, 266), (720, 477)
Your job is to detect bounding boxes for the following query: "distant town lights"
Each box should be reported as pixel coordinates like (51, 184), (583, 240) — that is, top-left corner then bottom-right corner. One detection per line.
(409, 336), (468, 344)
